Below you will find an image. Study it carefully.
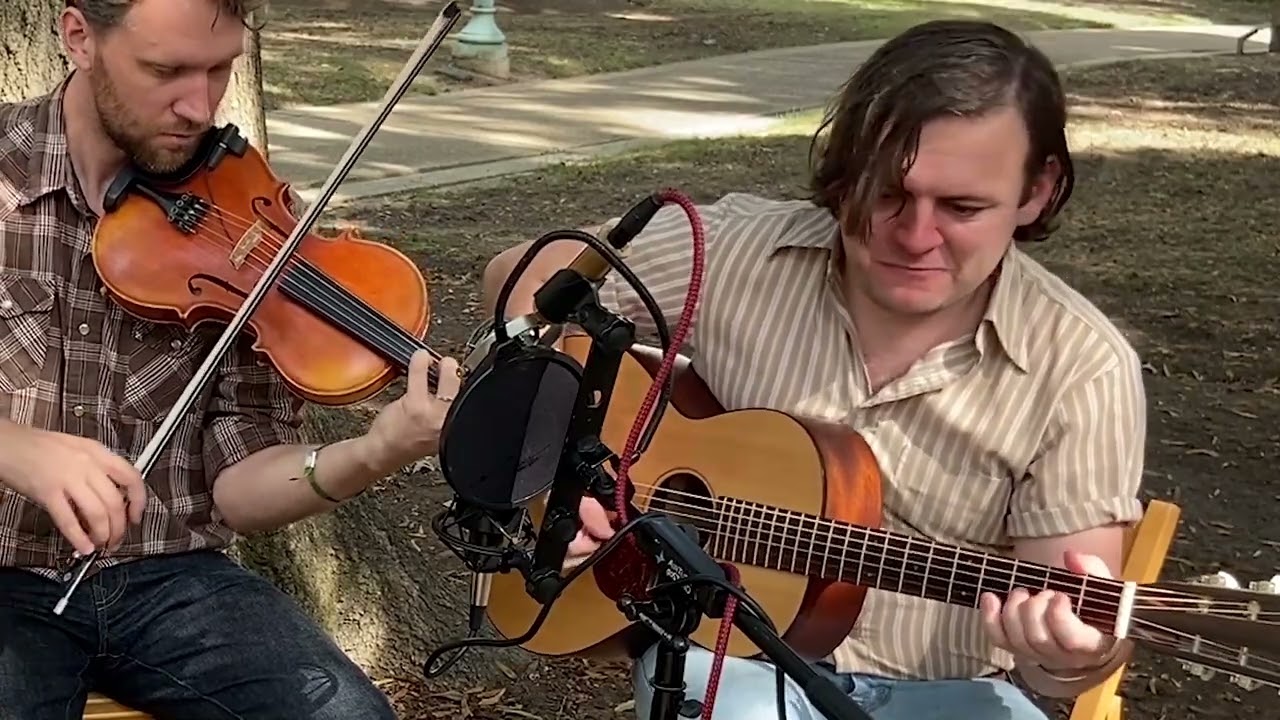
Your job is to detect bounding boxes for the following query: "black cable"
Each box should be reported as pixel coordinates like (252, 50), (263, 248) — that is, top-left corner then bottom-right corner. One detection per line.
(488, 221), (676, 457)
(422, 511), (674, 669)
(647, 574), (789, 719)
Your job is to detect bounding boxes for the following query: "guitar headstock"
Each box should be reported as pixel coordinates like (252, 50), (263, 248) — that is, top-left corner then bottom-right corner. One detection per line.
(1135, 570), (1280, 693)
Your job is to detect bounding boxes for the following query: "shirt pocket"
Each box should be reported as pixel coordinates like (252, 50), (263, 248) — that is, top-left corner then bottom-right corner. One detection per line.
(0, 274), (56, 393)
(879, 425), (1014, 548)
(117, 320), (208, 422)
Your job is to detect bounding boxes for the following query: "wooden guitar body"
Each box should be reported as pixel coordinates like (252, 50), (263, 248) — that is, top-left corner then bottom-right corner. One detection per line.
(486, 336), (885, 661)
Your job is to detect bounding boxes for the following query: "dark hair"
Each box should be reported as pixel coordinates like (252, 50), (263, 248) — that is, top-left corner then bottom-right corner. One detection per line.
(808, 20), (1074, 243)
(65, 0), (269, 30)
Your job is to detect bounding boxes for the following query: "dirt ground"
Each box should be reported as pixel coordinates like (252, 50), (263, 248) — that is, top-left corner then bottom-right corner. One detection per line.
(313, 52), (1280, 719)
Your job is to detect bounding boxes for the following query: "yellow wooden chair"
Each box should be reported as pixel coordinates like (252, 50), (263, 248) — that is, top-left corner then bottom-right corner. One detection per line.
(1067, 499), (1183, 720)
(84, 692), (149, 720)
(84, 499), (1185, 720)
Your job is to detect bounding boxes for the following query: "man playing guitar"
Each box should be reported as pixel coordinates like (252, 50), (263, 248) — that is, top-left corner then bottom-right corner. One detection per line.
(482, 20), (1147, 720)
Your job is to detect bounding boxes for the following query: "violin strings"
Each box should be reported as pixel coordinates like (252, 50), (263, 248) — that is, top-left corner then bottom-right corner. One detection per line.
(190, 202), (442, 364)
(138, 203), (445, 388)
(618, 481), (1280, 614)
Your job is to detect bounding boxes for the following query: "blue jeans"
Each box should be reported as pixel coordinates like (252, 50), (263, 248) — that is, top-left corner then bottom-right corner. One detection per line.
(0, 550), (396, 720)
(632, 644), (1051, 720)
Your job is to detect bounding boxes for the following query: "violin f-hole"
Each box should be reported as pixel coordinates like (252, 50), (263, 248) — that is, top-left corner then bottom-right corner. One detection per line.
(188, 273), (248, 300)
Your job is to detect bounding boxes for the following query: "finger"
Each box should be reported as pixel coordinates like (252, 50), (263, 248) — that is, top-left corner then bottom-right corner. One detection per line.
(979, 592), (1011, 651)
(89, 446), (146, 525)
(44, 493), (96, 556)
(1001, 588), (1034, 657)
(85, 471), (130, 550)
(1045, 592), (1106, 657)
(567, 530), (602, 558)
(407, 350), (434, 397)
(1064, 550), (1114, 579)
(579, 497), (615, 540)
(64, 480), (111, 549)
(434, 356), (461, 401)
(1018, 590), (1068, 664)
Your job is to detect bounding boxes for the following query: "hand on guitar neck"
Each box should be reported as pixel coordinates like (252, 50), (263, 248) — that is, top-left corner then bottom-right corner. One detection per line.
(981, 548), (1129, 688)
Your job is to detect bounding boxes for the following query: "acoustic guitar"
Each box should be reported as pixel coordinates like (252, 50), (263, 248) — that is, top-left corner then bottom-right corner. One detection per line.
(485, 336), (1280, 691)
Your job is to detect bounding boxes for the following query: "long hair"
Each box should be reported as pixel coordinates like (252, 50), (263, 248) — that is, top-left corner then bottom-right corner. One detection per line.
(809, 20), (1074, 244)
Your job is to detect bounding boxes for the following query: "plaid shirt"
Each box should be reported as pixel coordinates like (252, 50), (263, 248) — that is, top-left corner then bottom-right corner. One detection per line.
(0, 77), (304, 579)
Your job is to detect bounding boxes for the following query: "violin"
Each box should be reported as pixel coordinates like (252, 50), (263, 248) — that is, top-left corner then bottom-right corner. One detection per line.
(53, 2), (464, 614)
(91, 124), (439, 406)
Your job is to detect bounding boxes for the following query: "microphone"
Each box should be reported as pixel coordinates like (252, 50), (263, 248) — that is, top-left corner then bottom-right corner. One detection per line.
(426, 192), (667, 679)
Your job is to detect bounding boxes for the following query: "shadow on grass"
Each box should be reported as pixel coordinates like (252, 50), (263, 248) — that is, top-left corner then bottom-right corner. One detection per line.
(258, 0), (1102, 108)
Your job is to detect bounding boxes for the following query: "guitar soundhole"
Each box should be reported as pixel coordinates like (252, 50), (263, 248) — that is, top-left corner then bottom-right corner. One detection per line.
(648, 472), (717, 548)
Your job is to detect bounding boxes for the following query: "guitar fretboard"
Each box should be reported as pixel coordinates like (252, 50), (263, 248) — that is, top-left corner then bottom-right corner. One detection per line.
(701, 496), (1123, 631)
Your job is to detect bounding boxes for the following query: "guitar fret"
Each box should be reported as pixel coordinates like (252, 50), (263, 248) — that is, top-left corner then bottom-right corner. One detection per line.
(715, 499), (1122, 633)
(824, 512), (837, 581)
(898, 536), (911, 594)
(946, 543), (958, 605)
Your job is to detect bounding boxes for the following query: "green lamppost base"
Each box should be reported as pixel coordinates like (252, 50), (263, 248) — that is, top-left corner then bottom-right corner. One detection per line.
(451, 0), (510, 79)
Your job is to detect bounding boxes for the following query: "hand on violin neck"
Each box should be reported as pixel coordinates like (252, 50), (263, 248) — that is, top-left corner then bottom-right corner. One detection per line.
(362, 351), (462, 473)
(0, 420), (146, 556)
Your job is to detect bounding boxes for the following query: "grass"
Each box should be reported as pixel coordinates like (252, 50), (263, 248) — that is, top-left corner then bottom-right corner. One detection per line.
(258, 0), (1109, 110)
(319, 51), (1280, 719)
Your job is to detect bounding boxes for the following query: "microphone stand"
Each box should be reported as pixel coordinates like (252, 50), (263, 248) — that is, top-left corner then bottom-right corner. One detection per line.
(624, 513), (872, 720)
(522, 265), (636, 604)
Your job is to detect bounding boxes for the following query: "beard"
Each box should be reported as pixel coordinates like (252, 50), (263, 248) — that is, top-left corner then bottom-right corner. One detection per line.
(89, 63), (206, 175)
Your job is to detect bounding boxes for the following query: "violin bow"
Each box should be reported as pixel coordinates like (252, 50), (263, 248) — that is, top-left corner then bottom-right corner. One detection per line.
(53, 2), (464, 615)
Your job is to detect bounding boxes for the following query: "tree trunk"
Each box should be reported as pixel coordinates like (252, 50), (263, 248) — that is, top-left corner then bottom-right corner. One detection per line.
(0, 0), (68, 103)
(215, 25), (270, 155)
(1271, 2), (1279, 53)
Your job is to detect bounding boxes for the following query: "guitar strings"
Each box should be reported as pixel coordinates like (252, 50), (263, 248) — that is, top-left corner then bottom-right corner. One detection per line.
(1128, 618), (1280, 680)
(617, 481), (1280, 614)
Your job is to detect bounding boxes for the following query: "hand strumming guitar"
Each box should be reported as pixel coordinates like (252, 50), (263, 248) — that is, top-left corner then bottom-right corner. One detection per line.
(564, 496), (616, 569)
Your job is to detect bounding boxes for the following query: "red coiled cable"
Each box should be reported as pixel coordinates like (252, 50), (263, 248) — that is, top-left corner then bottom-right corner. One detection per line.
(607, 188), (739, 720)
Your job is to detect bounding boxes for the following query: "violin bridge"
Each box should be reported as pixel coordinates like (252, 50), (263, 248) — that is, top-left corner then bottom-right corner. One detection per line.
(1113, 580), (1137, 639)
(231, 221), (267, 269)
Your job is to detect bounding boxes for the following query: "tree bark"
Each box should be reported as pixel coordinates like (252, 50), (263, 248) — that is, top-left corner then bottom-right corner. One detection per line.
(0, 0), (69, 103)
(1270, 2), (1279, 53)
(215, 25), (270, 155)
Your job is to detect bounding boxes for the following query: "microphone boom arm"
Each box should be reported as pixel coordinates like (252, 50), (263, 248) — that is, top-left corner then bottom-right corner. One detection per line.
(524, 281), (637, 604)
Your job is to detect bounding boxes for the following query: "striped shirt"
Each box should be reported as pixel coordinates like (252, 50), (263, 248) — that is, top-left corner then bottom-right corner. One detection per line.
(597, 192), (1146, 680)
(0, 77), (304, 579)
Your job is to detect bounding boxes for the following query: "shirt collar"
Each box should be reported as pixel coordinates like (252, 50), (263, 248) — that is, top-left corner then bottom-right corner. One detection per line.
(3, 75), (78, 209)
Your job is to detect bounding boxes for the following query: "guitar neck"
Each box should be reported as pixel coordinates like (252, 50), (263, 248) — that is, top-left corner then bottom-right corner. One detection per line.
(706, 497), (1124, 632)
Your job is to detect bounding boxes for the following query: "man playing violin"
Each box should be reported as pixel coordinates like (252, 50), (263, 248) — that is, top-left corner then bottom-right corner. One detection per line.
(482, 20), (1147, 720)
(0, 1), (460, 718)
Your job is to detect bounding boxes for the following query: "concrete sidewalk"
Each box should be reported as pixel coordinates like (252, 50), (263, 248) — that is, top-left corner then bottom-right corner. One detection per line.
(274, 25), (1272, 204)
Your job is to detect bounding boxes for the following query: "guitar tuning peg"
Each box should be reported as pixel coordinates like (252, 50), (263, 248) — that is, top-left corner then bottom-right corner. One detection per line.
(1180, 660), (1215, 680)
(1231, 674), (1261, 691)
(1247, 577), (1279, 594)
(1188, 571), (1240, 588)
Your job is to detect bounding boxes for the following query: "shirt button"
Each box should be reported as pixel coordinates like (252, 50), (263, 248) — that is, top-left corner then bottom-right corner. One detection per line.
(0, 299), (11, 310)
(72, 405), (85, 417)
(170, 339), (183, 351)
(78, 323), (91, 336)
